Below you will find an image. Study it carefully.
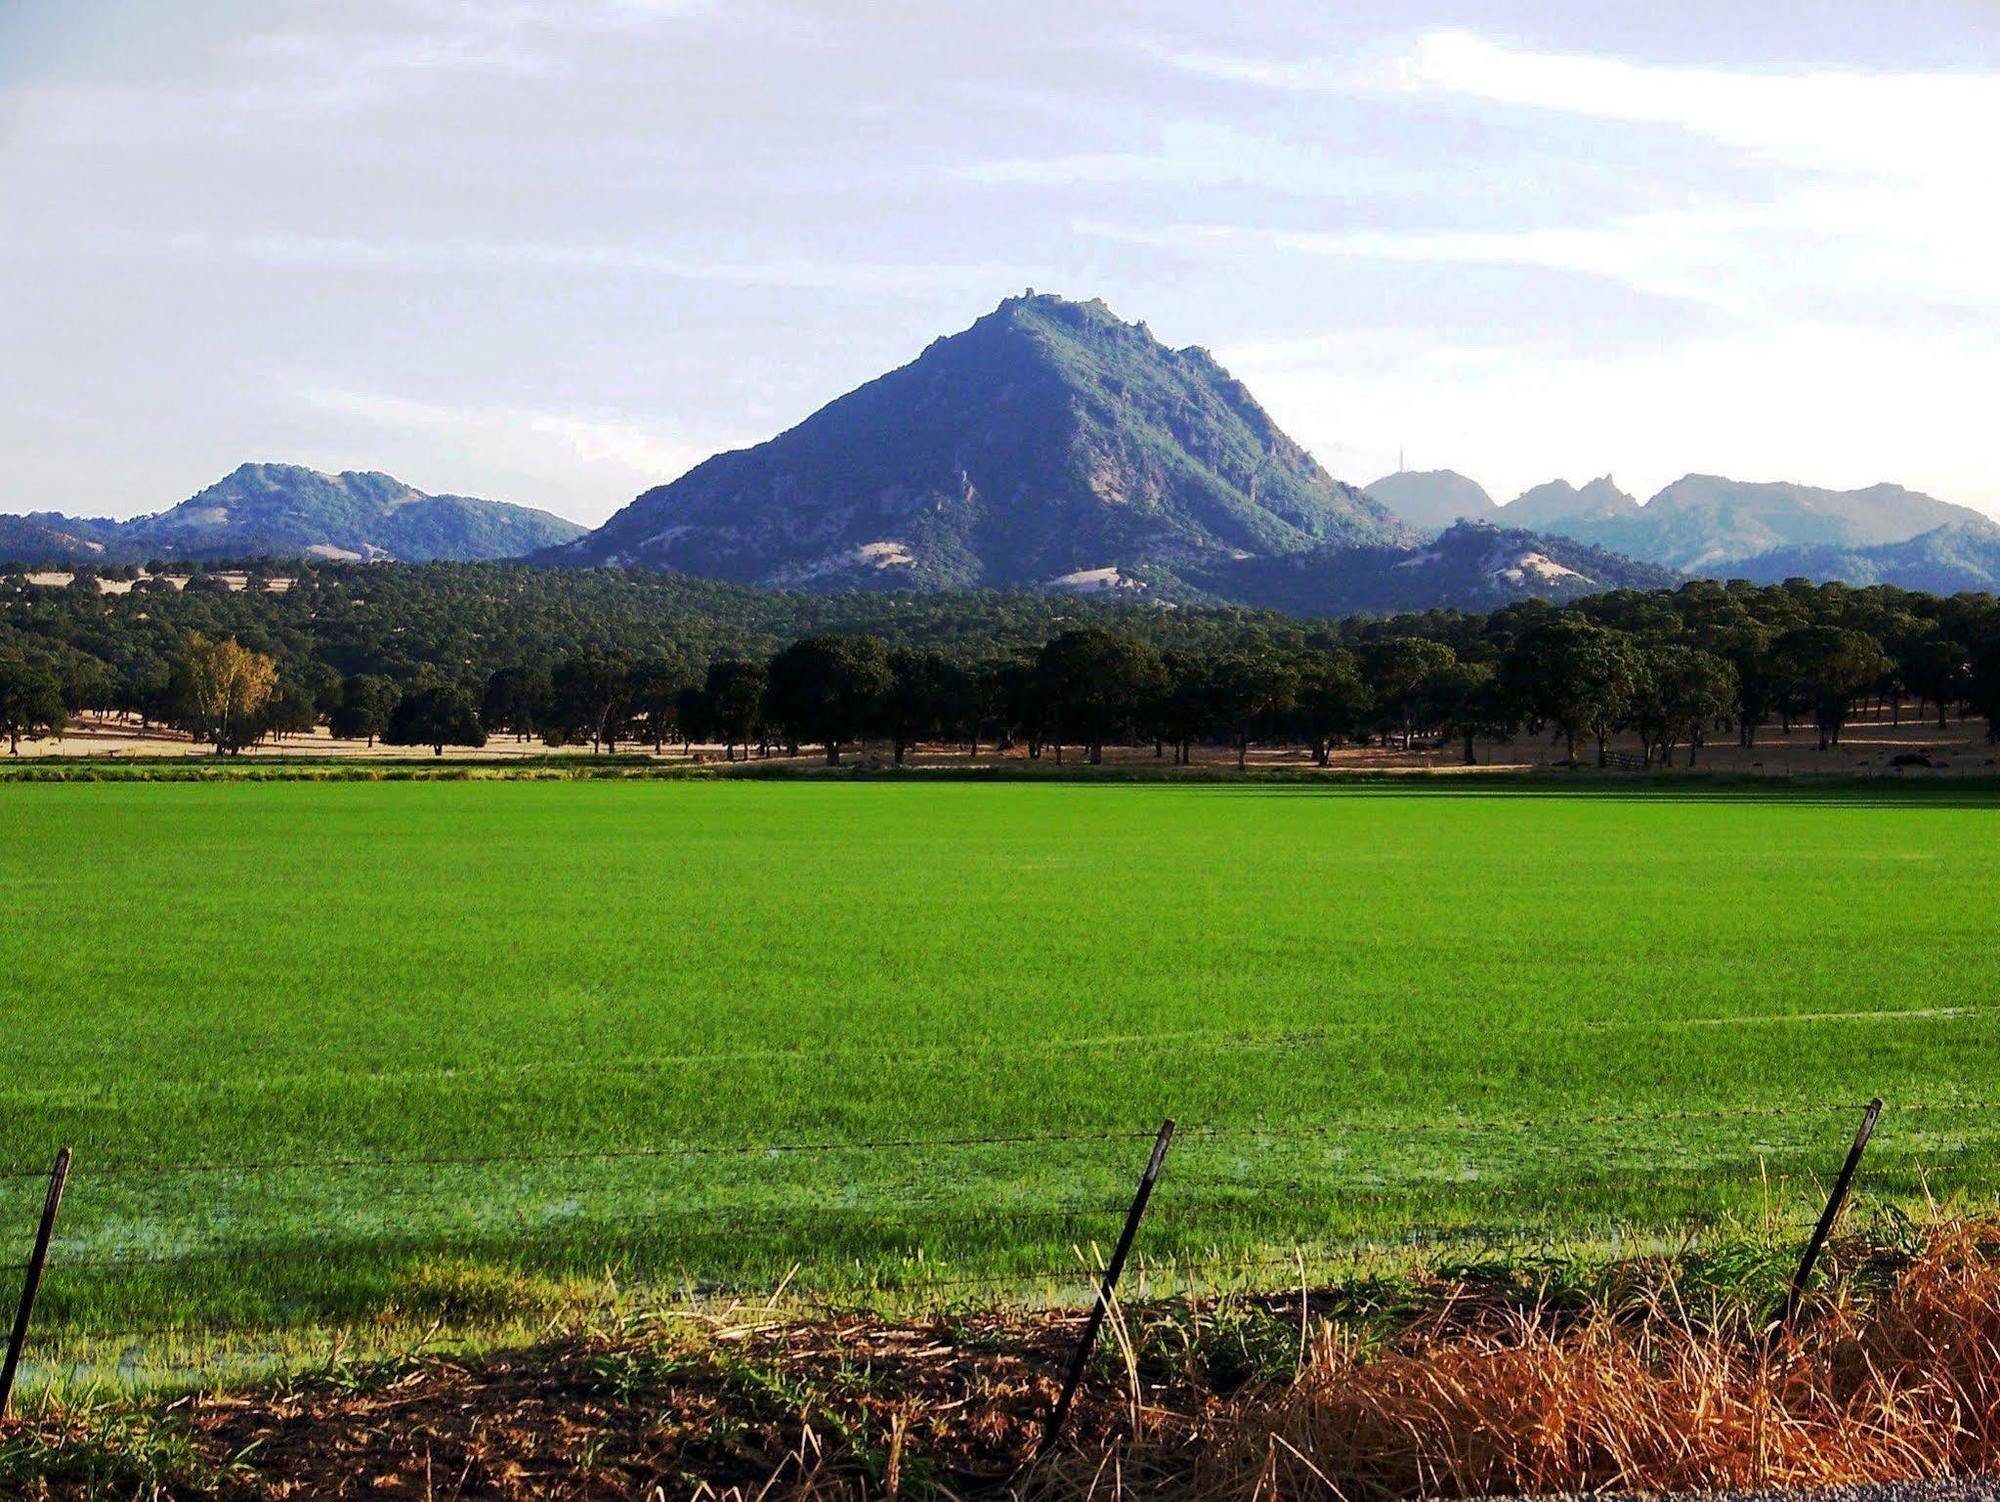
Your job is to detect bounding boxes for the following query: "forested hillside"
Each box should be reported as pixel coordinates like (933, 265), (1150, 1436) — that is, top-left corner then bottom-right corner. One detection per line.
(5, 559), (1999, 767)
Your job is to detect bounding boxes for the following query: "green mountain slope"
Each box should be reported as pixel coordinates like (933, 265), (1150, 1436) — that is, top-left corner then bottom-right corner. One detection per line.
(1183, 521), (1681, 616)
(1723, 519), (2000, 591)
(0, 513), (121, 566)
(559, 292), (1408, 588)
(0, 464), (585, 565)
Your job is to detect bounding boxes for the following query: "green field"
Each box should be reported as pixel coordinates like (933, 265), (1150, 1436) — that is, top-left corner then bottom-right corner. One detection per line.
(3, 780), (1999, 1371)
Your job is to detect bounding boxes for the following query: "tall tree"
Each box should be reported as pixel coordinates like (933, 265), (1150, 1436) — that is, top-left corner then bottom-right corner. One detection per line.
(1290, 649), (1371, 766)
(1900, 634), (1968, 730)
(1424, 659), (1514, 766)
(1152, 652), (1216, 766)
(262, 679), (320, 742)
(1035, 628), (1165, 765)
(1970, 639), (2000, 744)
(766, 635), (894, 763)
(384, 684), (486, 757)
(0, 656), (66, 754)
(481, 665), (551, 742)
(881, 649), (971, 766)
(549, 654), (635, 753)
(699, 659), (768, 761)
(1505, 617), (1641, 766)
(1207, 651), (1297, 770)
(1772, 625), (1889, 750)
(626, 655), (693, 754)
(1631, 645), (1738, 768)
(1363, 637), (1457, 749)
(179, 635), (278, 755)
(328, 674), (400, 747)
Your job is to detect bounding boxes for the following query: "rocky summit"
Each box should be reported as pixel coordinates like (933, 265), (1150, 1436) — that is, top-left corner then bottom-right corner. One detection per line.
(556, 292), (1409, 590)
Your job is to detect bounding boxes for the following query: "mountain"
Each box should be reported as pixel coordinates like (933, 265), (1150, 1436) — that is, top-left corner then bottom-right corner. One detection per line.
(1518, 475), (1987, 572)
(1501, 476), (1639, 530)
(1185, 520), (1680, 616)
(0, 512), (120, 565)
(0, 464), (585, 565)
(1363, 470), (1498, 535)
(1724, 518), (2000, 592)
(556, 292), (1408, 589)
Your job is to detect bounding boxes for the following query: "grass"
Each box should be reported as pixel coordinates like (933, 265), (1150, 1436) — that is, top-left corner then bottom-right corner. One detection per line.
(2, 779), (1999, 1384)
(8, 1216), (2000, 1500)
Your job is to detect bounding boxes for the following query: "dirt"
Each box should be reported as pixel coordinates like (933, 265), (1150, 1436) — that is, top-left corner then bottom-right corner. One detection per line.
(10, 710), (1996, 776)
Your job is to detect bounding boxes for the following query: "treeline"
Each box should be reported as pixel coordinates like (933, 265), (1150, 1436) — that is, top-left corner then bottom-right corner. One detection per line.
(4, 561), (2000, 761)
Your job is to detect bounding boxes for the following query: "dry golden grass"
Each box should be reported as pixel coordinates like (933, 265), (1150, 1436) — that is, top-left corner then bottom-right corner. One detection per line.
(9, 1219), (2000, 1500)
(1185, 1220), (2000, 1501)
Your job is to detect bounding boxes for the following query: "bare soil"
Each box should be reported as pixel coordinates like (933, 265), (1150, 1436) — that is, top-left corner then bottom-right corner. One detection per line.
(11, 706), (1994, 777)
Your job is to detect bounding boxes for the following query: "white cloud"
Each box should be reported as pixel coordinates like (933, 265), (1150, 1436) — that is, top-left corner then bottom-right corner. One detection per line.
(109, 230), (1016, 295)
(1382, 29), (1998, 180)
(302, 387), (714, 518)
(1151, 31), (2000, 320)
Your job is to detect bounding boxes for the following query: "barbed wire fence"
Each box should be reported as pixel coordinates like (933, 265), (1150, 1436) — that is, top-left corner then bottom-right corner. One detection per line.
(1, 1095), (1995, 1412)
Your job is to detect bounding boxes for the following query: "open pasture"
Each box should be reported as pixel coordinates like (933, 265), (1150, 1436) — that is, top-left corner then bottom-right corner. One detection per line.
(2, 779), (1999, 1367)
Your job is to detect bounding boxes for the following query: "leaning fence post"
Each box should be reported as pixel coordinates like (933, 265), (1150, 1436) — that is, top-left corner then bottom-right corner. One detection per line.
(1038, 1118), (1174, 1460)
(1778, 1098), (1881, 1332)
(0, 1146), (71, 1416)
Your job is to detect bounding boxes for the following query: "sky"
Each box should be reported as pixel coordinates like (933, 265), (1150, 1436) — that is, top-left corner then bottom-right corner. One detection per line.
(2, 0), (1997, 525)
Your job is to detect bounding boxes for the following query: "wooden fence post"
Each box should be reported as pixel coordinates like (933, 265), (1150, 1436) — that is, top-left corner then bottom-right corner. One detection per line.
(1038, 1119), (1174, 1459)
(1, 1146), (71, 1416)
(1778, 1099), (1881, 1332)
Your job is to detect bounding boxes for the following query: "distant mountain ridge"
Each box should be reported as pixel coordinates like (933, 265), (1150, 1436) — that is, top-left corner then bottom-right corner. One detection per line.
(1189, 520), (1678, 616)
(556, 292), (1410, 590)
(1725, 518), (2000, 592)
(0, 463), (584, 565)
(1362, 470), (1497, 533)
(1503, 475), (1989, 572)
(1502, 476), (1640, 530)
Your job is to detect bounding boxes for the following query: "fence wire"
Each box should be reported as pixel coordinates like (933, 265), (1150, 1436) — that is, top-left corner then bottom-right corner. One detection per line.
(3, 1099), (1996, 1368)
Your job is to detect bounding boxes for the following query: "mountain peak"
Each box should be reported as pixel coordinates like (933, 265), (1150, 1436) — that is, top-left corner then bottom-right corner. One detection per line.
(0, 464), (584, 566)
(1505, 474), (1986, 572)
(1363, 469), (1498, 535)
(1503, 476), (1641, 530)
(563, 295), (1407, 589)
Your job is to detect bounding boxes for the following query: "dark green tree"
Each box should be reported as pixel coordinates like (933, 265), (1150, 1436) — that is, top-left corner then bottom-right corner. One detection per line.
(698, 659), (768, 760)
(1290, 649), (1371, 766)
(1772, 626), (1889, 750)
(626, 655), (693, 754)
(1363, 637), (1457, 749)
(549, 654), (635, 752)
(1207, 651), (1297, 770)
(328, 674), (400, 747)
(766, 635), (894, 763)
(1152, 652), (1216, 766)
(1631, 645), (1738, 768)
(1505, 617), (1642, 766)
(1035, 628), (1165, 765)
(1424, 659), (1515, 766)
(262, 679), (320, 742)
(384, 684), (486, 757)
(1900, 634), (1969, 730)
(881, 649), (972, 766)
(0, 656), (66, 754)
(1969, 640), (2000, 743)
(481, 665), (551, 742)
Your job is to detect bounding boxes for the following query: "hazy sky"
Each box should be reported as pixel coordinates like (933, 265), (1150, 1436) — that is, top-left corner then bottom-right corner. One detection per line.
(4, 1), (1997, 524)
